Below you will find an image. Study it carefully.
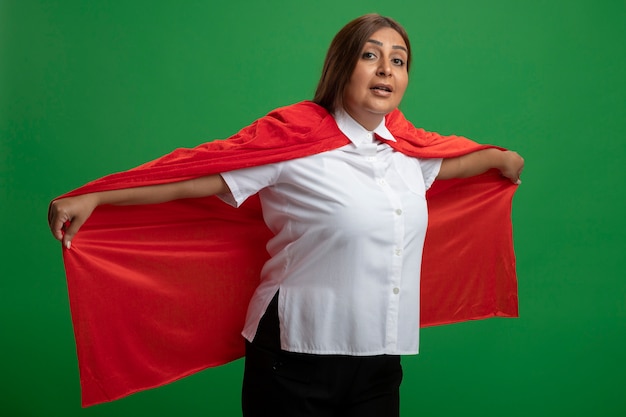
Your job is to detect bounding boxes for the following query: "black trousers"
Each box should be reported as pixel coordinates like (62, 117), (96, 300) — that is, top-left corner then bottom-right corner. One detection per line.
(242, 294), (403, 417)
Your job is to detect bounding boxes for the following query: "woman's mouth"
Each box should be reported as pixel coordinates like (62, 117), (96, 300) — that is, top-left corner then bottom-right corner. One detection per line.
(370, 84), (393, 96)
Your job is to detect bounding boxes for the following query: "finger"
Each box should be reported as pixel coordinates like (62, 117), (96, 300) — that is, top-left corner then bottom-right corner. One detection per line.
(62, 230), (73, 250)
(51, 215), (69, 241)
(62, 216), (87, 249)
(57, 220), (71, 248)
(49, 201), (68, 240)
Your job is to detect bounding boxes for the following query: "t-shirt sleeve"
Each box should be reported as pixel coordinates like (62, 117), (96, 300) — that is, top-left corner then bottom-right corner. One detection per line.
(218, 162), (282, 207)
(419, 158), (443, 190)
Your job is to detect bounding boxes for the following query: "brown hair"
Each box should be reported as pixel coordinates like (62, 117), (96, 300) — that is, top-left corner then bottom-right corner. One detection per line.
(313, 14), (411, 114)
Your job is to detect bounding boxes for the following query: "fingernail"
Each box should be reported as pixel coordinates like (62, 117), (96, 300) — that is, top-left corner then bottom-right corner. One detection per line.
(65, 241), (71, 250)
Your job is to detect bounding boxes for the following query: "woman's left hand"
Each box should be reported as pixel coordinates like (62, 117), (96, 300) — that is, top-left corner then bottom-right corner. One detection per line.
(499, 150), (525, 184)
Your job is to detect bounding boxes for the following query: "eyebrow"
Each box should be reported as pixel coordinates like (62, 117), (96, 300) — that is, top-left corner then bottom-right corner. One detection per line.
(366, 39), (408, 53)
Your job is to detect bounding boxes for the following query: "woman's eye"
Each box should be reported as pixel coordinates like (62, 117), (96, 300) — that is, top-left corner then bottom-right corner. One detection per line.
(362, 52), (376, 60)
(392, 58), (405, 66)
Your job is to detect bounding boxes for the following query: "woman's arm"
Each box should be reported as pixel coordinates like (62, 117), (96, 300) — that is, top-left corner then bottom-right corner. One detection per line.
(49, 174), (229, 249)
(437, 148), (524, 184)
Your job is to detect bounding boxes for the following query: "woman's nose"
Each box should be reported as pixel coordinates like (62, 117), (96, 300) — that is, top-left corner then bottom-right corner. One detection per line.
(377, 62), (391, 77)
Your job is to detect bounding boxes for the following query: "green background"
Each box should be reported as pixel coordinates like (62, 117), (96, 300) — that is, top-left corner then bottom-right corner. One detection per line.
(2, 0), (624, 415)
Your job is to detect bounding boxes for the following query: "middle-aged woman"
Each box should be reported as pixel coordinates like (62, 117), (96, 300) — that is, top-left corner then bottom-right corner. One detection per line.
(49, 14), (524, 417)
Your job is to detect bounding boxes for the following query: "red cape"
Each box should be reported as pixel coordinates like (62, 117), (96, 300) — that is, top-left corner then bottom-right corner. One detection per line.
(55, 101), (518, 406)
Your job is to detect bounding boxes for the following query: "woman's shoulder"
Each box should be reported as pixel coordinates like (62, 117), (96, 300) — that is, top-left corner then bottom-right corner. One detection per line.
(252, 101), (342, 143)
(264, 101), (330, 127)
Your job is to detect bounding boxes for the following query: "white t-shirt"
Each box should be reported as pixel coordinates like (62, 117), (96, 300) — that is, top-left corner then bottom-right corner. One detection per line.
(219, 111), (442, 355)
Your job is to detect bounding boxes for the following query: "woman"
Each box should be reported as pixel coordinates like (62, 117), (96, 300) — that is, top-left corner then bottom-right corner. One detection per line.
(49, 14), (523, 417)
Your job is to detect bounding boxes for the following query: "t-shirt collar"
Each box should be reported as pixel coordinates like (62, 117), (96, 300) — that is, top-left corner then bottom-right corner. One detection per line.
(333, 110), (397, 146)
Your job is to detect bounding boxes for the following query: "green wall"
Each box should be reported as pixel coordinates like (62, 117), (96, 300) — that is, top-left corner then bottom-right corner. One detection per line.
(2, 0), (625, 415)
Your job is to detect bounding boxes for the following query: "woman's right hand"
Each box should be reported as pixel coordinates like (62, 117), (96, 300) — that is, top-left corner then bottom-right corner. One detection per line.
(48, 175), (229, 249)
(48, 194), (99, 249)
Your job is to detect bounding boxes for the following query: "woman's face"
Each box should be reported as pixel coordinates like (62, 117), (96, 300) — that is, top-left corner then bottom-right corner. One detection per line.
(342, 27), (409, 131)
